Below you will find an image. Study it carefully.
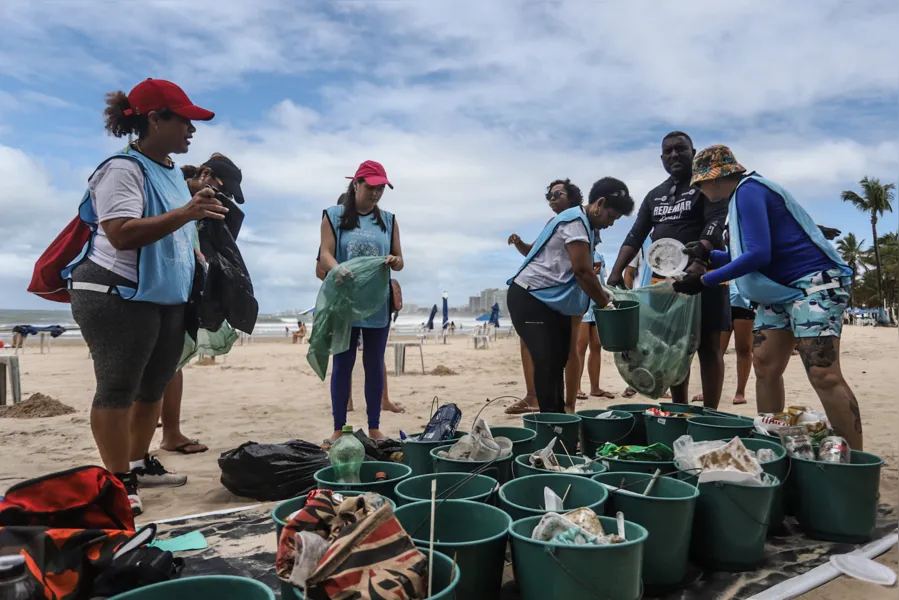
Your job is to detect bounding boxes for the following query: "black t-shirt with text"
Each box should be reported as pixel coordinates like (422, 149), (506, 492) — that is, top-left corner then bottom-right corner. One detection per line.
(622, 176), (727, 253)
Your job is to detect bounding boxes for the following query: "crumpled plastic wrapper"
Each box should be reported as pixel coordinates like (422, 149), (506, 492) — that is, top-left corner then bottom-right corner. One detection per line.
(438, 418), (512, 461)
(673, 435), (768, 485)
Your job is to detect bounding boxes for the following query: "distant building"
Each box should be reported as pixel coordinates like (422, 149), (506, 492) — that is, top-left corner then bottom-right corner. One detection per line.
(479, 288), (508, 315)
(468, 296), (481, 312)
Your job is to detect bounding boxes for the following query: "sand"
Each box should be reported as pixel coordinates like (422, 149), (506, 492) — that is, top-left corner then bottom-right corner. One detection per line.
(1, 326), (896, 598)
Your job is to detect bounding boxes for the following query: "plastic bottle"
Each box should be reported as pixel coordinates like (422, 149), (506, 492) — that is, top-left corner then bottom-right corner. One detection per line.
(0, 555), (42, 600)
(330, 425), (364, 484)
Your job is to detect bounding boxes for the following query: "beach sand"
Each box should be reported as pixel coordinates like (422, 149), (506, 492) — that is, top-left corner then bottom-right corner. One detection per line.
(1, 326), (896, 598)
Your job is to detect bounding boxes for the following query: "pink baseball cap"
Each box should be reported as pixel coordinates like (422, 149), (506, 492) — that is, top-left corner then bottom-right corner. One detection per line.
(346, 160), (393, 189)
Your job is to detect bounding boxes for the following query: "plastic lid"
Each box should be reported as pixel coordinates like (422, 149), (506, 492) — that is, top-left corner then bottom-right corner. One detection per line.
(375, 471), (387, 479)
(830, 554), (897, 586)
(342, 425), (354, 433)
(0, 555), (26, 577)
(647, 238), (688, 277)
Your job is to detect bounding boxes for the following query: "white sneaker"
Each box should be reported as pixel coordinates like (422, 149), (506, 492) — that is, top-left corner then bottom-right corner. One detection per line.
(132, 455), (188, 488)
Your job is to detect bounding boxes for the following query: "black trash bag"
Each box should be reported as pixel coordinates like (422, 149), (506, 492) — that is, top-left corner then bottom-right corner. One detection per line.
(353, 430), (403, 463)
(218, 440), (330, 501)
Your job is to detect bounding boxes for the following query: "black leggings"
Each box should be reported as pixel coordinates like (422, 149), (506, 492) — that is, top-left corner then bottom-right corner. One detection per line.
(70, 260), (186, 410)
(508, 283), (571, 413)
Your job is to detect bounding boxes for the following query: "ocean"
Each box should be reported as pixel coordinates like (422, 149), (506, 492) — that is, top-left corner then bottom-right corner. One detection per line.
(0, 309), (507, 341)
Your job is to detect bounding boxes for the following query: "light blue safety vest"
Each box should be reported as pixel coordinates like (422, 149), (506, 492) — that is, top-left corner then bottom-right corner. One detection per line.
(583, 251), (607, 323)
(63, 149), (196, 305)
(728, 173), (851, 304)
(508, 206), (594, 316)
(729, 280), (751, 310)
(637, 238), (653, 288)
(325, 204), (395, 329)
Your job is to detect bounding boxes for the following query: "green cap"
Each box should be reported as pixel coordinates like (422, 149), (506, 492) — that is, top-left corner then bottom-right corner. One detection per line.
(342, 425), (353, 433)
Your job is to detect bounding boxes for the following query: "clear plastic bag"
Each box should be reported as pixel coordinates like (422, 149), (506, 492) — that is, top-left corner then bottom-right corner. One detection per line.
(177, 321), (239, 370)
(612, 283), (700, 398)
(307, 257), (391, 380)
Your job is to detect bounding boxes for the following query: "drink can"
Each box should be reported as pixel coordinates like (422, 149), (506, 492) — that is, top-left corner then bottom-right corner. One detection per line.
(818, 436), (850, 464)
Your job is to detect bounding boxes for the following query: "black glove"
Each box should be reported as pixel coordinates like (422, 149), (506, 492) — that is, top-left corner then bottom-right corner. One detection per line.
(683, 241), (711, 263)
(672, 273), (706, 296)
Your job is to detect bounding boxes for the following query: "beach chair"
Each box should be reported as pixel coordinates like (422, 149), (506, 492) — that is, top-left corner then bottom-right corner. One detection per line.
(388, 341), (425, 376)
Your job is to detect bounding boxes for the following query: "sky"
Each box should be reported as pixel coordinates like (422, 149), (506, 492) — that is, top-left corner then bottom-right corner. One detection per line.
(1, 0), (897, 312)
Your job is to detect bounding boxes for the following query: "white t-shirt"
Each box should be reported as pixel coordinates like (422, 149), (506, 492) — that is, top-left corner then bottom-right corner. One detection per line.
(628, 249), (645, 285)
(87, 159), (146, 282)
(515, 220), (590, 289)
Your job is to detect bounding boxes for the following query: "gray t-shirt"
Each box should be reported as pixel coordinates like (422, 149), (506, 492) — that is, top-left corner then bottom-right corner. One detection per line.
(515, 220), (590, 289)
(87, 158), (145, 282)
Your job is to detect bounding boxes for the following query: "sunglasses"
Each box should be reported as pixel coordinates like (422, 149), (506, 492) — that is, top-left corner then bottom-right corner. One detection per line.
(546, 189), (567, 201)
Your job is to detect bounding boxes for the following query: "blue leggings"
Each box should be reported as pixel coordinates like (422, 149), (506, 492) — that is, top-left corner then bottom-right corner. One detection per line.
(331, 325), (390, 431)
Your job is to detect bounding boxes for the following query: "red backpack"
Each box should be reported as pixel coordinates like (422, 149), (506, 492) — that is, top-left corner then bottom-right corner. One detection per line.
(27, 216), (93, 304)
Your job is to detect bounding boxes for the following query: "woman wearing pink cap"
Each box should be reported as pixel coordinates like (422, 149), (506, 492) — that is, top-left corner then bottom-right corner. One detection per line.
(319, 161), (404, 445)
(66, 79), (224, 515)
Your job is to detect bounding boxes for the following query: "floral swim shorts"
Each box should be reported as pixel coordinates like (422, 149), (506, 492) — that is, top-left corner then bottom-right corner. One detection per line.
(753, 269), (850, 338)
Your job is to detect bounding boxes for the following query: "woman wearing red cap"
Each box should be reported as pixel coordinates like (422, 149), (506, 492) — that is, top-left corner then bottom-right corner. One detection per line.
(319, 160), (403, 445)
(66, 79), (225, 515)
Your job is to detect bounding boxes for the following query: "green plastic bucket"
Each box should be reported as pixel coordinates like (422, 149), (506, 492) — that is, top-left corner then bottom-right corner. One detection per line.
(430, 444), (514, 484)
(686, 416), (753, 442)
(688, 474), (781, 571)
(607, 403), (660, 446)
(659, 402), (705, 415)
(509, 515), (648, 600)
(599, 455), (677, 476)
(645, 413), (691, 448)
(741, 438), (789, 534)
(110, 576), (274, 599)
(792, 450), (883, 543)
(594, 300), (640, 352)
(593, 471), (699, 588)
(402, 430), (468, 476)
(498, 473), (608, 522)
(577, 409), (636, 457)
(314, 461), (411, 503)
(285, 549), (460, 600)
(395, 472), (498, 506)
(272, 491), (397, 545)
(513, 453), (608, 478)
(394, 500), (510, 600)
(488, 426), (537, 457)
(521, 413), (581, 455)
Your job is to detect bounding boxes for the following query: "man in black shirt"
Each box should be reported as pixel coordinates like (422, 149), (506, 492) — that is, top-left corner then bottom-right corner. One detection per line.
(607, 131), (730, 408)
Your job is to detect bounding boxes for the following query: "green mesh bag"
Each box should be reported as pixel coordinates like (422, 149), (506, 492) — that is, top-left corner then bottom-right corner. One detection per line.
(307, 256), (391, 380)
(612, 283), (701, 398)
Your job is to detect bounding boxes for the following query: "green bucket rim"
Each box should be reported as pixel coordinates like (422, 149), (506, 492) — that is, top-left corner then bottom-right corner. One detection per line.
(521, 413), (582, 425)
(513, 453), (608, 476)
(487, 426), (538, 442)
(601, 455), (676, 468)
(592, 471), (699, 502)
(645, 413), (691, 421)
(686, 416), (755, 429)
(680, 468), (783, 490)
(739, 437), (788, 461)
(394, 472), (499, 504)
(313, 461), (412, 489)
(429, 444), (515, 466)
(607, 403), (660, 413)
(395, 499), (512, 548)
(508, 514), (648, 550)
(499, 473), (609, 515)
(576, 409), (636, 421)
(272, 491), (397, 530)
(110, 576), (275, 599)
(789, 449), (884, 469)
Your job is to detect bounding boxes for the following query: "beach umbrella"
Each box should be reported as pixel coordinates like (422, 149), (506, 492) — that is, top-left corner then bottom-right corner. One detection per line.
(442, 292), (449, 330)
(300, 306), (315, 315)
(489, 303), (500, 327)
(475, 313), (492, 322)
(426, 305), (438, 330)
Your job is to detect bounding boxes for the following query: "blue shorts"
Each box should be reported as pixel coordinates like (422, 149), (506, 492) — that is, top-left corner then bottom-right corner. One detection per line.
(753, 269), (850, 338)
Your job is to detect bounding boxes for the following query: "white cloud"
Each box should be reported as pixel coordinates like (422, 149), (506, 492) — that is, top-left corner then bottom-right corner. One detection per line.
(0, 0), (897, 311)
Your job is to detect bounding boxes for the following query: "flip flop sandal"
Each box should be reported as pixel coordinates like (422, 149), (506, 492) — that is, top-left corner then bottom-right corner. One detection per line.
(622, 387), (637, 398)
(505, 397), (539, 415)
(733, 396), (747, 405)
(691, 394), (704, 403)
(170, 440), (208, 455)
(591, 390), (616, 399)
(321, 439), (333, 451)
(576, 392), (588, 400)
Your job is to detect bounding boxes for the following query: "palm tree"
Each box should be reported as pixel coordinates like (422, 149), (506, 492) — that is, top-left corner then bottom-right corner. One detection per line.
(836, 233), (865, 306)
(841, 177), (895, 310)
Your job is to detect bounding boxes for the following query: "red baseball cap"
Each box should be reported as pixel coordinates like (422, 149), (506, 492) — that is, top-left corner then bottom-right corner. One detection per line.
(346, 160), (393, 189)
(125, 79), (215, 121)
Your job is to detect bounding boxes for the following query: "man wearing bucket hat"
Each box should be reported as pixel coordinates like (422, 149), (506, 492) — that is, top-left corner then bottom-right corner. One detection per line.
(673, 145), (862, 449)
(607, 131), (731, 410)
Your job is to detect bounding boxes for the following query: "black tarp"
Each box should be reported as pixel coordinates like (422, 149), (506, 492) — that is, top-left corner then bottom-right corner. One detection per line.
(152, 503), (897, 599)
